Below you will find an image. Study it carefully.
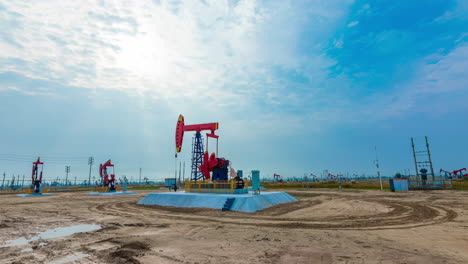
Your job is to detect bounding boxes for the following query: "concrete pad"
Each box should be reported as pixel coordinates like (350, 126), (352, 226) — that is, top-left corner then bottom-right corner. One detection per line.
(17, 193), (56, 197)
(247, 186), (266, 191)
(137, 191), (297, 213)
(87, 191), (137, 196)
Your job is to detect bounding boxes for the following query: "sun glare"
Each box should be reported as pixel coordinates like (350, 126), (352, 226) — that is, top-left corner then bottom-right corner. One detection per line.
(115, 32), (172, 79)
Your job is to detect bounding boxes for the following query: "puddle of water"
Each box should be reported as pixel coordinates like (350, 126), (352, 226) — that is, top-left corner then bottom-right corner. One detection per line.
(1, 224), (101, 247)
(49, 252), (89, 264)
(20, 248), (33, 252)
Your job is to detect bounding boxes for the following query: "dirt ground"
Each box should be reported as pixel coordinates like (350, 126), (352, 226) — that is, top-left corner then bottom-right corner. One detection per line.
(0, 189), (467, 264)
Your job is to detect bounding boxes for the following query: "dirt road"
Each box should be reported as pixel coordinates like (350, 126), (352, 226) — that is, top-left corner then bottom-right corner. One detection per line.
(0, 189), (467, 263)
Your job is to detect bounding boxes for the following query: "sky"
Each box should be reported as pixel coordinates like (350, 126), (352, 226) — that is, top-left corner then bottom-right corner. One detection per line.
(0, 0), (467, 183)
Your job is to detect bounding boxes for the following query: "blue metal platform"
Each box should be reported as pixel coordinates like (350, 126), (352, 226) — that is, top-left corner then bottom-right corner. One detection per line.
(17, 193), (56, 197)
(137, 191), (297, 212)
(87, 191), (137, 196)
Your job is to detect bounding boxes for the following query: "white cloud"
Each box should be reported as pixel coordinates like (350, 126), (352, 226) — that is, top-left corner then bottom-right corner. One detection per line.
(434, 0), (468, 22)
(347, 21), (359, 27)
(0, 0), (350, 103)
(344, 43), (468, 121)
(0, 0), (357, 140)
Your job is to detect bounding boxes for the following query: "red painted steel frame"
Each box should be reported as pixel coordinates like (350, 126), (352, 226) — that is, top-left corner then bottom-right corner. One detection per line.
(32, 157), (44, 184)
(175, 114), (219, 153)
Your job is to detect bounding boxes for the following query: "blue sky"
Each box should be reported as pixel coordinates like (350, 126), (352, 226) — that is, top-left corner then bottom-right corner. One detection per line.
(0, 0), (467, 182)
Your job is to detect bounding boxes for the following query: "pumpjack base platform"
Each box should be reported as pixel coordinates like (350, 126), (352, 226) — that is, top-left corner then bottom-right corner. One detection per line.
(17, 193), (56, 197)
(137, 191), (297, 212)
(87, 191), (137, 196)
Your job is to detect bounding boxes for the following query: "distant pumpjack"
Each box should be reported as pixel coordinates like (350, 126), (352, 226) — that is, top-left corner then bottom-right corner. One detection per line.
(453, 168), (467, 179)
(99, 160), (116, 191)
(31, 157), (44, 193)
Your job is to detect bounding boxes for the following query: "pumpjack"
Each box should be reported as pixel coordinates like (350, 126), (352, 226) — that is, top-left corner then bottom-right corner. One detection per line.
(440, 169), (453, 179)
(175, 114), (244, 184)
(453, 168), (467, 179)
(273, 173), (283, 183)
(99, 160), (116, 192)
(31, 157), (44, 194)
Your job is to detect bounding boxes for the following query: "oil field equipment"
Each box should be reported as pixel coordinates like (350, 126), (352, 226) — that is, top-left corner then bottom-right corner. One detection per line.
(273, 173), (282, 183)
(99, 159), (116, 192)
(411, 136), (435, 182)
(440, 168), (454, 179)
(138, 116), (297, 212)
(175, 114), (228, 182)
(252, 170), (261, 194)
(453, 168), (467, 179)
(410, 137), (451, 190)
(175, 114), (248, 194)
(165, 178), (178, 191)
(30, 157), (44, 194)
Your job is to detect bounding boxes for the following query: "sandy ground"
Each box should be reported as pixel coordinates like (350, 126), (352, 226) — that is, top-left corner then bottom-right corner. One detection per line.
(0, 189), (467, 264)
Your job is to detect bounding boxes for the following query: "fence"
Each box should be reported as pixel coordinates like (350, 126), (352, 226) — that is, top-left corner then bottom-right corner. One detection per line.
(407, 176), (453, 190)
(184, 180), (249, 194)
(451, 180), (468, 190)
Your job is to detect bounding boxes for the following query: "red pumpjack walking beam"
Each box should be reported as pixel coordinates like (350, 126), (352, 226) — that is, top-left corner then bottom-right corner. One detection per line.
(175, 114), (219, 155)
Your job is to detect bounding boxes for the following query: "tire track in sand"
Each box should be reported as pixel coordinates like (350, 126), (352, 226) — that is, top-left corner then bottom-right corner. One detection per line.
(87, 195), (457, 230)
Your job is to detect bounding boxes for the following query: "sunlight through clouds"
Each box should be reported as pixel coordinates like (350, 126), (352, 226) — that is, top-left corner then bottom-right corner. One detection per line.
(0, 0), (467, 177)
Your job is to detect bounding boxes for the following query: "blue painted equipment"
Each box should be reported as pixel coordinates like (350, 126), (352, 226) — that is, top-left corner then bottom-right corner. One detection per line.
(211, 159), (230, 181)
(252, 170), (260, 194)
(165, 178), (178, 192)
(122, 176), (128, 192)
(389, 178), (409, 192)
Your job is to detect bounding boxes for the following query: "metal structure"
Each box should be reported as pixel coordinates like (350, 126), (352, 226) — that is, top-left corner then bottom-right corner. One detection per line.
(327, 173), (337, 181)
(453, 168), (467, 179)
(88, 156), (94, 186)
(273, 173), (282, 183)
(309, 173), (318, 182)
(1, 172), (5, 190)
(185, 179), (248, 194)
(440, 168), (453, 179)
(175, 114), (220, 181)
(191, 132), (205, 181)
(374, 146), (383, 190)
(411, 136), (435, 182)
(31, 157), (44, 194)
(99, 159), (116, 192)
(65, 166), (70, 186)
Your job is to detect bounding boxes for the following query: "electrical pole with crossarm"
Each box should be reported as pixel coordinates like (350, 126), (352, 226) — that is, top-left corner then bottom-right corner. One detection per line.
(65, 166), (70, 186)
(88, 157), (94, 186)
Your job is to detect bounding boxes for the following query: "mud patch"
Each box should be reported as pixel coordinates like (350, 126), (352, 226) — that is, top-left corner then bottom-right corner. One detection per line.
(108, 241), (151, 264)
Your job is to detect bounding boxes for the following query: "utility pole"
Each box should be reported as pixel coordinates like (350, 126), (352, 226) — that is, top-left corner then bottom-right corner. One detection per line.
(21, 174), (25, 188)
(139, 168), (142, 185)
(65, 166), (70, 186)
(374, 146), (383, 191)
(183, 161), (185, 183)
(10, 175), (15, 189)
(411, 137), (419, 180)
(178, 161), (182, 185)
(425, 136), (435, 181)
(74, 176), (76, 186)
(2, 172), (5, 189)
(88, 157), (94, 186)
